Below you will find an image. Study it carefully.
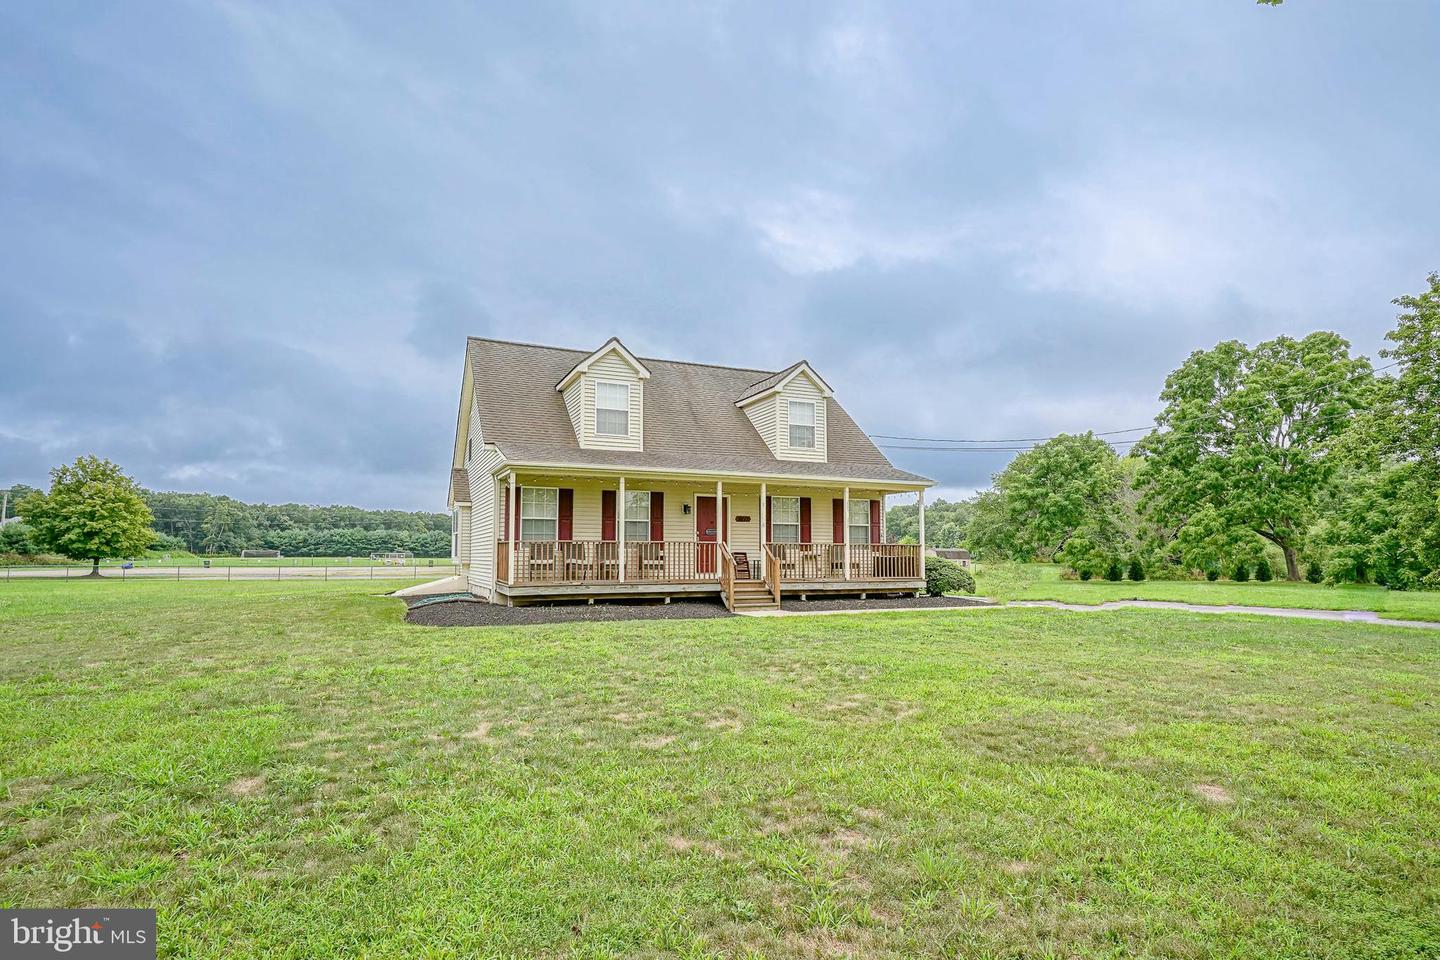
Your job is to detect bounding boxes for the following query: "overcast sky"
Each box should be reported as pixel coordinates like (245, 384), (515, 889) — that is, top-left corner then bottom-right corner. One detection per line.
(3, 2), (1437, 511)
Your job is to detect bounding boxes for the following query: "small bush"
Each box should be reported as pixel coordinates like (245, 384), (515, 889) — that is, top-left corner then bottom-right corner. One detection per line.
(1205, 567), (1220, 582)
(1127, 558), (1146, 581)
(1254, 558), (1273, 582)
(1305, 560), (1323, 584)
(925, 557), (974, 596)
(1079, 569), (1092, 581)
(1232, 563), (1250, 582)
(1104, 561), (1123, 582)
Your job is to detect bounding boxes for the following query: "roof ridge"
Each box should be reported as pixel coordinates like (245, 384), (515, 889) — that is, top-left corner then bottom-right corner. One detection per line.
(466, 335), (776, 377)
(740, 359), (807, 392)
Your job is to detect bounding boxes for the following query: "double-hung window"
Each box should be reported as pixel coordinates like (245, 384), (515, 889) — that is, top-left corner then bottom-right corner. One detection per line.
(788, 401), (815, 449)
(848, 499), (871, 544)
(520, 487), (558, 541)
(596, 381), (630, 436)
(624, 490), (651, 542)
(451, 509), (460, 558)
(771, 496), (801, 543)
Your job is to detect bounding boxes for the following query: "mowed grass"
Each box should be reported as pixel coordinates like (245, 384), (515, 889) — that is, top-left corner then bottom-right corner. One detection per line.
(975, 562), (1440, 622)
(2, 581), (1438, 959)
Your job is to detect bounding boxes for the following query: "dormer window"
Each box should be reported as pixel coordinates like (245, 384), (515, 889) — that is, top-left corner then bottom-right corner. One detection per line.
(788, 401), (815, 449)
(596, 381), (630, 436)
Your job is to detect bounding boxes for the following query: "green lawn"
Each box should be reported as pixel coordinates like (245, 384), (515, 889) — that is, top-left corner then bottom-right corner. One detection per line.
(974, 562), (1440, 622)
(2, 581), (1438, 958)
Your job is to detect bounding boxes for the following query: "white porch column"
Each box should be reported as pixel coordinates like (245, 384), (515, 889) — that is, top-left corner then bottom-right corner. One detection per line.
(507, 472), (517, 583)
(917, 488), (926, 561)
(843, 486), (851, 580)
(715, 479), (724, 579)
(759, 482), (767, 549)
(878, 493), (885, 544)
(618, 476), (627, 582)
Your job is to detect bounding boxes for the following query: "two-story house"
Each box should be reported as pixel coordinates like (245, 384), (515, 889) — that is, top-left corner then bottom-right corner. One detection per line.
(448, 337), (934, 609)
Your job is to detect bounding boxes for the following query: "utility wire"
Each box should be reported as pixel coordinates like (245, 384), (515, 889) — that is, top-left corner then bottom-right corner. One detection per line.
(875, 360), (1404, 453)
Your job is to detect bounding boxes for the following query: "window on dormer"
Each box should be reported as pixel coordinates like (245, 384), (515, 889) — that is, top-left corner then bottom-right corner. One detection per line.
(788, 401), (815, 449)
(596, 381), (630, 436)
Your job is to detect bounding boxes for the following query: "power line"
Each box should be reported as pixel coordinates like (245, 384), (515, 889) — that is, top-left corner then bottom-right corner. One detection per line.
(875, 360), (1404, 453)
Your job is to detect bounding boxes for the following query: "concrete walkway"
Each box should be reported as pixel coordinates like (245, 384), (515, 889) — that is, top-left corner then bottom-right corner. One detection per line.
(390, 575), (467, 598)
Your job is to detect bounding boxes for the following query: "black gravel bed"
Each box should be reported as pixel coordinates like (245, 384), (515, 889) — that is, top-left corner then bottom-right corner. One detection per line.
(779, 594), (994, 612)
(404, 596), (734, 627)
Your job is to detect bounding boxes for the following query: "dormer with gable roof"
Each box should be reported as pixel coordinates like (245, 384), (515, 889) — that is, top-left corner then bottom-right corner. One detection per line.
(735, 361), (834, 463)
(555, 337), (651, 452)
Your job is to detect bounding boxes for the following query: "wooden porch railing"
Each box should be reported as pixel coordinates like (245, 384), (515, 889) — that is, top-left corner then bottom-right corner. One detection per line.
(764, 543), (922, 582)
(497, 540), (921, 586)
(497, 540), (718, 584)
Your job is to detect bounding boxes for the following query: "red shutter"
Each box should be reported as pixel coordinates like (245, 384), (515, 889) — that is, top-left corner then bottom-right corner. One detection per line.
(799, 497), (811, 543)
(513, 486), (522, 541)
(650, 491), (664, 541)
(870, 499), (881, 544)
(765, 495), (772, 544)
(558, 489), (573, 541)
(601, 490), (616, 541)
(832, 499), (845, 543)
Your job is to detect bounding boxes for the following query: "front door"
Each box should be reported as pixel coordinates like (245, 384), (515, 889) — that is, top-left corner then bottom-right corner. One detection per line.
(695, 496), (727, 573)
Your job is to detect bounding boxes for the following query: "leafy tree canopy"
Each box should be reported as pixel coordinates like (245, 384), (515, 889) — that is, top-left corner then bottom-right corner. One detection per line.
(19, 457), (155, 574)
(1138, 332), (1372, 580)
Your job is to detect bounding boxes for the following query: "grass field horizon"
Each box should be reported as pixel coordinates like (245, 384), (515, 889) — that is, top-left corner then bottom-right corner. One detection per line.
(3, 580), (1437, 957)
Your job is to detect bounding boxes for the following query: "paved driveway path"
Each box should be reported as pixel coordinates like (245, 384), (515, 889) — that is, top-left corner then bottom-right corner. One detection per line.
(1004, 599), (1440, 630)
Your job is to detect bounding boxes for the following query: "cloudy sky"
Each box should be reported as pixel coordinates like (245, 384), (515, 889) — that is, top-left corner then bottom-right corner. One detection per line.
(3, 2), (1437, 511)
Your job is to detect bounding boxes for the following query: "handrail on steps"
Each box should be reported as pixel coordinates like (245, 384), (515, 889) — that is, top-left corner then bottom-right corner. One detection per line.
(763, 544), (781, 605)
(718, 542), (736, 612)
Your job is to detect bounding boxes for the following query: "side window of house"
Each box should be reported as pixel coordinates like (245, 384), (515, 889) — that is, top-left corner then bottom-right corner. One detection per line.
(788, 401), (815, 449)
(848, 499), (871, 544)
(451, 509), (460, 558)
(771, 496), (801, 542)
(466, 437), (473, 461)
(596, 381), (630, 436)
(520, 487), (558, 541)
(624, 491), (651, 541)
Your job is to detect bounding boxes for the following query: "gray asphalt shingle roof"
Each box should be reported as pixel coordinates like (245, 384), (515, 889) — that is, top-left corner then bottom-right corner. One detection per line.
(450, 468), (470, 503)
(466, 338), (930, 486)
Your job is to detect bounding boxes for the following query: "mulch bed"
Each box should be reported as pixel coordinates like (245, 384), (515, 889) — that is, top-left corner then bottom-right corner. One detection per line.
(404, 596), (734, 627)
(779, 594), (994, 612)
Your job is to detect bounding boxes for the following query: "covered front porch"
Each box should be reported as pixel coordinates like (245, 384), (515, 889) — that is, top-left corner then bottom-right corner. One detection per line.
(489, 469), (928, 608)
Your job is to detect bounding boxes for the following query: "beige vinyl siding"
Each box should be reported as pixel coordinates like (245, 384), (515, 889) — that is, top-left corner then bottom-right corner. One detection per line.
(466, 445), (505, 595)
(776, 376), (828, 462)
(563, 381), (584, 440)
(579, 352), (644, 451)
(507, 475), (887, 552)
(742, 398), (780, 457)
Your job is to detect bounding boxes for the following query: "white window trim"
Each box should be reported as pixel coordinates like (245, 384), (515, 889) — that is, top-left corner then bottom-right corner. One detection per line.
(848, 498), (871, 545)
(788, 400), (816, 450)
(771, 495), (801, 543)
(624, 489), (652, 542)
(595, 379), (631, 437)
(520, 485), (559, 542)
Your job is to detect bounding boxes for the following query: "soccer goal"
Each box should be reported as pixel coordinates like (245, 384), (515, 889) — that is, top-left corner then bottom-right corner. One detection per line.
(370, 551), (414, 566)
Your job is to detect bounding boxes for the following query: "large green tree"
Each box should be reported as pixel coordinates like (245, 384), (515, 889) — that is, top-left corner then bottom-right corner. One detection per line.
(19, 457), (155, 575)
(982, 433), (1124, 562)
(1138, 332), (1372, 580)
